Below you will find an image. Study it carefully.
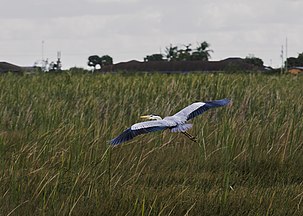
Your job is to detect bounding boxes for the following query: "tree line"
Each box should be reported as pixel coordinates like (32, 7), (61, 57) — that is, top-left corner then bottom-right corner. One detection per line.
(286, 53), (303, 67)
(144, 41), (213, 62)
(87, 40), (303, 70)
(87, 41), (214, 70)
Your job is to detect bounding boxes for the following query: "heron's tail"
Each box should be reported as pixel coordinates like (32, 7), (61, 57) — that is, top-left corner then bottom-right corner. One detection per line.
(170, 124), (193, 133)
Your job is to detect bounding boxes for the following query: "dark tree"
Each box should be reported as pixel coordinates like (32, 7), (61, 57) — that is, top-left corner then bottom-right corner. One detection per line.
(245, 55), (264, 67)
(286, 52), (303, 67)
(297, 52), (303, 63)
(100, 55), (113, 66)
(88, 55), (102, 69)
(165, 44), (179, 61)
(286, 57), (300, 67)
(163, 41), (213, 61)
(88, 55), (113, 70)
(177, 44), (192, 61)
(144, 54), (164, 62)
(194, 41), (213, 61)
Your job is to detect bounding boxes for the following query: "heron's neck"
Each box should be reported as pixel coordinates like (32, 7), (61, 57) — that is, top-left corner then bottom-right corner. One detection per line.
(153, 116), (162, 120)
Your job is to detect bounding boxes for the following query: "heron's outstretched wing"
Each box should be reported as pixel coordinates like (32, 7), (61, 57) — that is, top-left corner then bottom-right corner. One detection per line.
(173, 98), (230, 121)
(110, 120), (172, 145)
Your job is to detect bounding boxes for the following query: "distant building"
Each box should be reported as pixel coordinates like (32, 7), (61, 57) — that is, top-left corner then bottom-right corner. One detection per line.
(0, 62), (23, 73)
(288, 67), (303, 75)
(101, 58), (264, 73)
(0, 62), (41, 73)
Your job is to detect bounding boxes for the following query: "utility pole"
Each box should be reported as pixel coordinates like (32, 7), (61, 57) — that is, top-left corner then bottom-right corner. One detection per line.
(57, 51), (62, 70)
(285, 37), (288, 73)
(42, 40), (45, 61)
(280, 45), (284, 74)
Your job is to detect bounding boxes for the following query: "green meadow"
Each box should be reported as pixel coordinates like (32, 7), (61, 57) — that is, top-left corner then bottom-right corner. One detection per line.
(0, 72), (303, 215)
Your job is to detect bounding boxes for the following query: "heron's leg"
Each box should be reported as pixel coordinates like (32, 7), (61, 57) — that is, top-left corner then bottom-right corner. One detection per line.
(181, 131), (198, 143)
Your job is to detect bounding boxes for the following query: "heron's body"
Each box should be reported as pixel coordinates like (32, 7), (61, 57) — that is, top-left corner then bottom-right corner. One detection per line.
(110, 99), (230, 145)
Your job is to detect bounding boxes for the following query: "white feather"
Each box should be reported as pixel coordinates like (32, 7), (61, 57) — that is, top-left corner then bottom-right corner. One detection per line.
(173, 102), (206, 121)
(170, 124), (193, 132)
(131, 120), (174, 130)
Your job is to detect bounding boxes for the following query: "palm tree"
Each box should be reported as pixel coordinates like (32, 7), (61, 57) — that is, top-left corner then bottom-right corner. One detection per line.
(193, 41), (213, 61)
(165, 44), (178, 61)
(177, 44), (192, 61)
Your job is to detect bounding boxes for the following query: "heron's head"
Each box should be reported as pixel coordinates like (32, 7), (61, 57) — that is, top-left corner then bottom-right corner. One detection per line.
(140, 114), (162, 121)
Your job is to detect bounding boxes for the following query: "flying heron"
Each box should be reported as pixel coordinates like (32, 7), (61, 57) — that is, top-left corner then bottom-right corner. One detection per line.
(110, 98), (230, 145)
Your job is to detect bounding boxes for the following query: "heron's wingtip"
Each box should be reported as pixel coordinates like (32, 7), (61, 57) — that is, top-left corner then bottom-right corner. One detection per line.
(225, 98), (232, 106)
(109, 139), (121, 146)
(211, 98), (231, 106)
(222, 98), (231, 103)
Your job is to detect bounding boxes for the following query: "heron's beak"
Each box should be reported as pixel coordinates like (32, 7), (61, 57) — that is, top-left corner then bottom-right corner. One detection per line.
(140, 115), (150, 120)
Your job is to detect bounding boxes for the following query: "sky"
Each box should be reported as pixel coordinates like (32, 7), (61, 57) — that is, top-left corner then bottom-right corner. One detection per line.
(1, 0), (302, 69)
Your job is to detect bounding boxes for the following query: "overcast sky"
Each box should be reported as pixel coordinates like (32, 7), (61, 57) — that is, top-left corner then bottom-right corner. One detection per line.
(1, 0), (302, 69)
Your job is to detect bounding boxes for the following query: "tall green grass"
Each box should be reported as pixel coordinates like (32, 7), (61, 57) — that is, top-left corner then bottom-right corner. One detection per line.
(0, 72), (303, 215)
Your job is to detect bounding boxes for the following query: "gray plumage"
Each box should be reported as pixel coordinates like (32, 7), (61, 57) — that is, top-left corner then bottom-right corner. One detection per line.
(110, 98), (230, 145)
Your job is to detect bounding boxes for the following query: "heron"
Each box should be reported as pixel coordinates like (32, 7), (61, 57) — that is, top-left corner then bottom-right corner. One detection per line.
(110, 98), (230, 145)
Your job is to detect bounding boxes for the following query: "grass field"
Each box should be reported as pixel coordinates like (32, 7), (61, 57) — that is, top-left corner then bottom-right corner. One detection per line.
(0, 72), (303, 215)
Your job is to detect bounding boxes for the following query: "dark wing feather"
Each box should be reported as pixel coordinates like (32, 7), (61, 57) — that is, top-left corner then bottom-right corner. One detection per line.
(187, 98), (230, 120)
(173, 98), (230, 122)
(110, 120), (169, 145)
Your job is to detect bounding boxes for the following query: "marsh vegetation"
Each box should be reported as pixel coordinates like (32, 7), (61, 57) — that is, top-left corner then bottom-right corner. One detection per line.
(0, 72), (303, 215)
